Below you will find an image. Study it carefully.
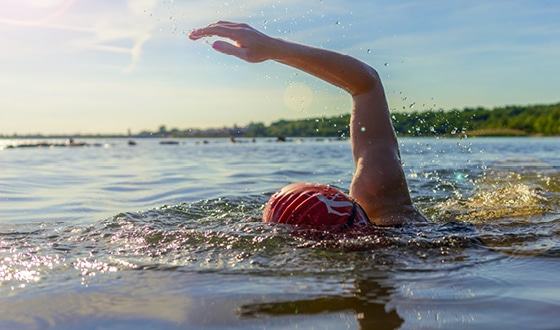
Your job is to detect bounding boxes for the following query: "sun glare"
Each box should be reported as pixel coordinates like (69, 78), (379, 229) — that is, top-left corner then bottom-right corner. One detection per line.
(0, 0), (75, 25)
(283, 82), (314, 112)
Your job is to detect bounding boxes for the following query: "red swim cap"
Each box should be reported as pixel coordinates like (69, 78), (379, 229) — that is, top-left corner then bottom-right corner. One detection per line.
(262, 183), (371, 233)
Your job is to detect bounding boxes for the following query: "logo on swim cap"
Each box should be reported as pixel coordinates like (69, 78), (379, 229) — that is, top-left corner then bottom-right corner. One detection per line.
(262, 182), (370, 232)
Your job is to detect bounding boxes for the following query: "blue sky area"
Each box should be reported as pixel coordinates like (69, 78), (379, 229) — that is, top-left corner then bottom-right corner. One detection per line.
(1, 0), (559, 135)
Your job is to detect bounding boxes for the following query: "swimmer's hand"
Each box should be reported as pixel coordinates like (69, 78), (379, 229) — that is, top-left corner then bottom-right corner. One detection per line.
(189, 21), (280, 63)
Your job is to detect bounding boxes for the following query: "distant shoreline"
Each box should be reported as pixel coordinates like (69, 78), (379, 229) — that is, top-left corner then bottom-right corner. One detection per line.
(2, 102), (559, 139)
(2, 130), (556, 140)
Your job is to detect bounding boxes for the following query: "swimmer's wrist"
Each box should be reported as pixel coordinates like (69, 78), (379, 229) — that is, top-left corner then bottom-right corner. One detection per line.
(265, 37), (293, 62)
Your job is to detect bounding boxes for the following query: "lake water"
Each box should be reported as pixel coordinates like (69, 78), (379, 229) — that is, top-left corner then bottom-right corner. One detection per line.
(1, 136), (559, 329)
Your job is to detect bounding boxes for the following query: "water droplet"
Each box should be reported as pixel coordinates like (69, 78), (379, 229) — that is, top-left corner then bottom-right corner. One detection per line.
(409, 103), (415, 109)
(367, 49), (371, 53)
(384, 63), (389, 67)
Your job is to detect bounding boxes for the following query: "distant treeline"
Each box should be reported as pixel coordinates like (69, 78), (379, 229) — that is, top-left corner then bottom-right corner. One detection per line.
(240, 102), (560, 138)
(3, 103), (559, 139)
(392, 102), (560, 137)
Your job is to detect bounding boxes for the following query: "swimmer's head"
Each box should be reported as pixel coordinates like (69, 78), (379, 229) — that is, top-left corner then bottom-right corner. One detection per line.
(262, 182), (371, 232)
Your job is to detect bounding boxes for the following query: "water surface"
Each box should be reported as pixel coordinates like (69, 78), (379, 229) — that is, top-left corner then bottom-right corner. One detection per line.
(1, 137), (559, 329)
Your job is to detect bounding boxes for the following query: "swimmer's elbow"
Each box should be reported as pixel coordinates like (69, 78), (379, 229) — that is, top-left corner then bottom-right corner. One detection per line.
(349, 65), (383, 97)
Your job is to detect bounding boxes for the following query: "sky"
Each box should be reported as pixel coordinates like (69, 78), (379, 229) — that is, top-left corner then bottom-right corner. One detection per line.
(1, 0), (559, 135)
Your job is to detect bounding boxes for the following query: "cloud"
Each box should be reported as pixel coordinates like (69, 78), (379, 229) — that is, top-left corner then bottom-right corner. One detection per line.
(0, 0), (157, 73)
(71, 0), (158, 73)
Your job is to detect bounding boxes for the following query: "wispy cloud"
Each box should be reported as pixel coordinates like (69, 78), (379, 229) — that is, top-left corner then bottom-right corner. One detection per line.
(0, 0), (158, 72)
(71, 0), (158, 73)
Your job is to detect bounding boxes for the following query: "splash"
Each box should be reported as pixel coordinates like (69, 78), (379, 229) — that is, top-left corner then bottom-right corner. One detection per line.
(438, 157), (560, 257)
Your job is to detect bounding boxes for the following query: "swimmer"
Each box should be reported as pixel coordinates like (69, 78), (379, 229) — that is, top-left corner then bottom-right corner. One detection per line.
(190, 21), (427, 230)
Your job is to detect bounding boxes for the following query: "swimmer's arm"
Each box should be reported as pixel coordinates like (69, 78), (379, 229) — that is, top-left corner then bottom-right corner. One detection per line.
(189, 22), (395, 141)
(190, 22), (379, 96)
(190, 22), (419, 225)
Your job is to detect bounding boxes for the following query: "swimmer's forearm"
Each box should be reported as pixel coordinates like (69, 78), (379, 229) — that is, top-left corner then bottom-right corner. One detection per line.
(270, 38), (381, 96)
(189, 22), (381, 96)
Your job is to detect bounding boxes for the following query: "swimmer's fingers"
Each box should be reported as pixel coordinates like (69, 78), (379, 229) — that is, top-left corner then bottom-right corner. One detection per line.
(190, 22), (273, 63)
(211, 40), (249, 61)
(189, 22), (252, 41)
